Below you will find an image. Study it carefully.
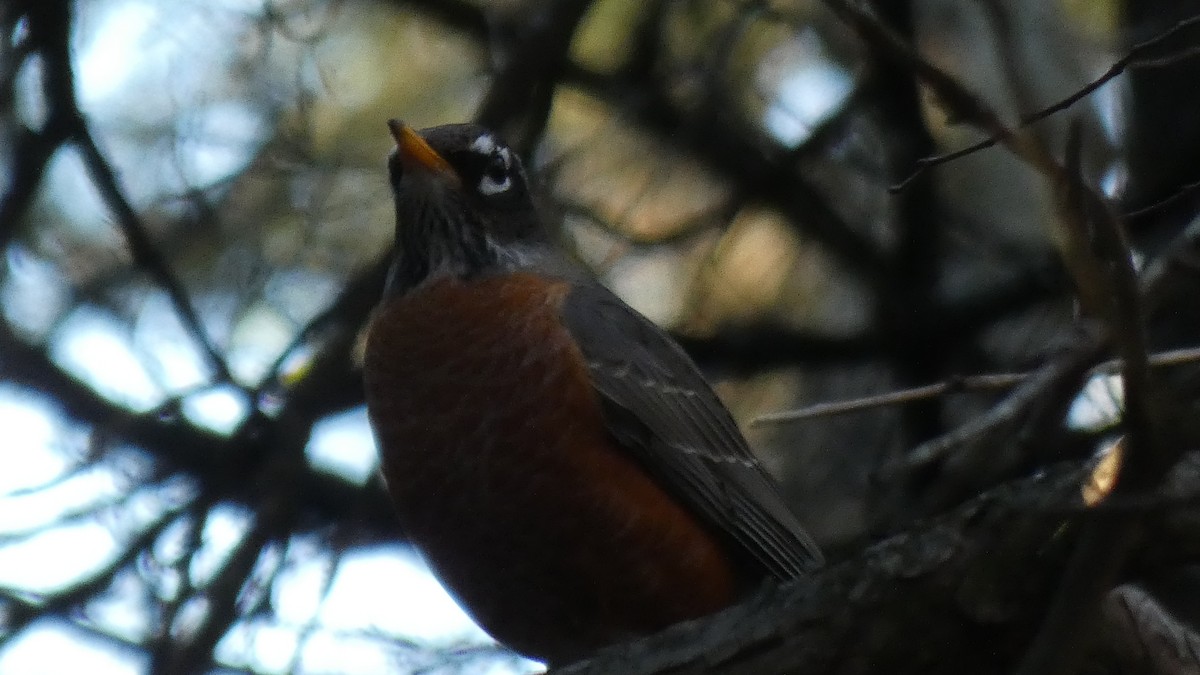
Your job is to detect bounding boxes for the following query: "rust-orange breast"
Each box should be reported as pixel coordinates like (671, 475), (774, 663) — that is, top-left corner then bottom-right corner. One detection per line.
(363, 272), (740, 664)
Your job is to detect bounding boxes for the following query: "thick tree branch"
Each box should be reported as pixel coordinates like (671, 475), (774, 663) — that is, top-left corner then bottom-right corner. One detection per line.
(556, 453), (1200, 674)
(475, 0), (595, 155)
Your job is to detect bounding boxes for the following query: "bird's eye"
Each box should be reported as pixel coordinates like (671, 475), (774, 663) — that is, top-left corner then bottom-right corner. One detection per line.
(478, 153), (512, 196)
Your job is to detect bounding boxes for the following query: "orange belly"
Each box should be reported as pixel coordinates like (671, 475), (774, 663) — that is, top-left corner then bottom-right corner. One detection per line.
(364, 273), (740, 664)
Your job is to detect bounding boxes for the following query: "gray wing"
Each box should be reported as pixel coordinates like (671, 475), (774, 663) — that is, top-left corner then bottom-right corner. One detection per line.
(559, 282), (823, 579)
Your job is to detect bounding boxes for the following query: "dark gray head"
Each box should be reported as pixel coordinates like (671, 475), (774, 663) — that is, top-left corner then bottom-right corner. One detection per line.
(384, 121), (546, 295)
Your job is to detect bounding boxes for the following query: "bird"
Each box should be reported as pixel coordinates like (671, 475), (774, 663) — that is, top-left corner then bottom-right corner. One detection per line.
(363, 120), (823, 666)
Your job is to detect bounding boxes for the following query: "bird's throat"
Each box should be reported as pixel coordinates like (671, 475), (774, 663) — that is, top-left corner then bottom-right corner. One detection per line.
(383, 204), (501, 297)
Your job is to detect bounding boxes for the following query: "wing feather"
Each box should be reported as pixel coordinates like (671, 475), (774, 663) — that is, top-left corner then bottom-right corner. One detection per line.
(559, 283), (822, 579)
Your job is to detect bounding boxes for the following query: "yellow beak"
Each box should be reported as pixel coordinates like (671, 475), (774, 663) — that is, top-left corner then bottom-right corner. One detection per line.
(388, 119), (457, 179)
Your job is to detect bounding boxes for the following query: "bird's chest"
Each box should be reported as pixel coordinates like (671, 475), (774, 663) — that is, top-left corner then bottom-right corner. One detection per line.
(364, 274), (600, 503)
(362, 274), (741, 662)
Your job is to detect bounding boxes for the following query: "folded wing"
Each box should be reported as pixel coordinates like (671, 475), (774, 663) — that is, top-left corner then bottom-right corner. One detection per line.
(559, 282), (823, 579)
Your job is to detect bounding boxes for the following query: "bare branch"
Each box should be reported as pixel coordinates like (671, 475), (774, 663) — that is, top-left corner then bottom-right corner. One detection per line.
(755, 342), (1200, 426)
(0, 500), (191, 646)
(3, 0), (233, 381)
(753, 372), (1025, 425)
(1127, 173), (1200, 219)
(887, 11), (1200, 189)
(0, 319), (397, 537)
(151, 452), (301, 672)
(1021, 14), (1200, 126)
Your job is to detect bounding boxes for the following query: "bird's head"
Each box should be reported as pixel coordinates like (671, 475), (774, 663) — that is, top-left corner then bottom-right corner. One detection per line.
(384, 120), (545, 295)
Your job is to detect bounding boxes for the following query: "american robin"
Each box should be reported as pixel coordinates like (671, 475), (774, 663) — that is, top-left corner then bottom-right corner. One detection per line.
(364, 120), (822, 666)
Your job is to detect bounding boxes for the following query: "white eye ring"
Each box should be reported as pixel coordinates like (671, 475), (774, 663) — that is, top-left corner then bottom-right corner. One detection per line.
(477, 147), (513, 196)
(479, 170), (511, 196)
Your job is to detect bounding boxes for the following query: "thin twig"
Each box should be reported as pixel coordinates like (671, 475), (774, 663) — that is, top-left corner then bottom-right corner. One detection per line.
(880, 338), (1102, 489)
(887, 12), (1200, 189)
(753, 337), (1200, 427)
(152, 455), (300, 673)
(889, 138), (997, 192)
(281, 546), (344, 674)
(752, 373), (1023, 425)
(0, 499), (191, 645)
(148, 497), (211, 666)
(0, 317), (397, 537)
(823, 0), (1113, 315)
(822, 0), (1058, 183)
(1021, 14), (1200, 126)
(1126, 172), (1200, 218)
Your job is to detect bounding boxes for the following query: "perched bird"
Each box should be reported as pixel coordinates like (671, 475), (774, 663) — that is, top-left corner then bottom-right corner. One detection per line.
(364, 120), (822, 666)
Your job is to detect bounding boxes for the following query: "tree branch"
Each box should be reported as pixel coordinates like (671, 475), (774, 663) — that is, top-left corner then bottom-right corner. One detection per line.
(556, 453), (1200, 674)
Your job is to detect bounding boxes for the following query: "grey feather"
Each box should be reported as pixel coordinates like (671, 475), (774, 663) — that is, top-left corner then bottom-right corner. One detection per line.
(558, 282), (823, 579)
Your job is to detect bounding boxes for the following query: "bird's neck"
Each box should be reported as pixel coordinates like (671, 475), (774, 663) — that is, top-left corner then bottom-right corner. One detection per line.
(382, 235), (547, 299)
(383, 193), (555, 298)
